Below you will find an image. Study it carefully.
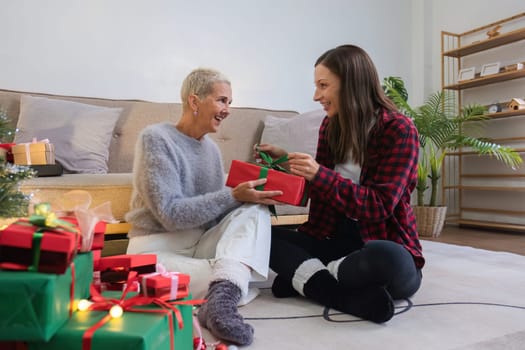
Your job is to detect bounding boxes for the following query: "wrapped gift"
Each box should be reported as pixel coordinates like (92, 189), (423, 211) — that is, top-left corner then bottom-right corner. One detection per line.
(0, 216), (80, 274)
(0, 341), (28, 350)
(0, 143), (15, 163)
(98, 254), (157, 290)
(226, 159), (308, 206)
(12, 141), (55, 165)
(140, 271), (190, 300)
(0, 252), (93, 342)
(28, 292), (194, 350)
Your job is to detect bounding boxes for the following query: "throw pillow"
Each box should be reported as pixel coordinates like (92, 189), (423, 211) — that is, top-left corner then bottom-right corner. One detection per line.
(14, 95), (123, 174)
(260, 109), (325, 157)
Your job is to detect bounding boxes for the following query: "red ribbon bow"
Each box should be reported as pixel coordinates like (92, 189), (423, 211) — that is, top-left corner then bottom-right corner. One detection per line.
(81, 271), (204, 350)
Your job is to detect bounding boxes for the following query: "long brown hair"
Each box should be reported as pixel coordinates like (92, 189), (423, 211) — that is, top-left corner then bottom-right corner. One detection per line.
(315, 45), (397, 165)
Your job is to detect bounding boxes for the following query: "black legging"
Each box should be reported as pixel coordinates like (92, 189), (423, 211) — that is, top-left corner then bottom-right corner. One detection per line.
(270, 219), (422, 299)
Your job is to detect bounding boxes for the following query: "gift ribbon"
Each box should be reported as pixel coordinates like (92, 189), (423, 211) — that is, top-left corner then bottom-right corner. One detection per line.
(255, 151), (289, 191)
(69, 262), (76, 317)
(27, 232), (43, 272)
(29, 203), (79, 233)
(82, 271), (205, 350)
(56, 190), (117, 252)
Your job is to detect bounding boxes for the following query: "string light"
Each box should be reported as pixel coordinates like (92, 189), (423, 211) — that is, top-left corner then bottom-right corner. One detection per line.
(110, 304), (124, 318)
(77, 299), (93, 311)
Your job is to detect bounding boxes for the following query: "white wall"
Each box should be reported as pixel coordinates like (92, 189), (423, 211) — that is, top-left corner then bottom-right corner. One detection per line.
(0, 0), (414, 113)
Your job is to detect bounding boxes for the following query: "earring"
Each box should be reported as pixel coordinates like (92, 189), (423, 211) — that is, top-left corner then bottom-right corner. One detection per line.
(193, 110), (198, 117)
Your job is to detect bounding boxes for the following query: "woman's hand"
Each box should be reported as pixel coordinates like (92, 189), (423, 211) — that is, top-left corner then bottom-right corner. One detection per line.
(232, 178), (282, 205)
(253, 143), (287, 161)
(288, 152), (320, 181)
(254, 143), (289, 170)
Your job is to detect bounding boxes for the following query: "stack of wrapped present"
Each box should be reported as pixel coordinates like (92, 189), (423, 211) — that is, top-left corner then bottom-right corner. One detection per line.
(0, 201), (196, 350)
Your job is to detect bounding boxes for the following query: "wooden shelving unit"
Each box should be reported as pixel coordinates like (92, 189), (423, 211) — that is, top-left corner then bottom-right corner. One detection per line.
(441, 13), (525, 232)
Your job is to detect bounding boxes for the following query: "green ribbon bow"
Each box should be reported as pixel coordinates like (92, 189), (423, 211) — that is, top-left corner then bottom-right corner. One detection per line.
(29, 203), (78, 233)
(254, 151), (291, 216)
(255, 151), (289, 191)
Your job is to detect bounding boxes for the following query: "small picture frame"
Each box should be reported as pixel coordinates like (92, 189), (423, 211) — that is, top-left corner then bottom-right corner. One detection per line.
(457, 67), (476, 81)
(480, 62), (501, 77)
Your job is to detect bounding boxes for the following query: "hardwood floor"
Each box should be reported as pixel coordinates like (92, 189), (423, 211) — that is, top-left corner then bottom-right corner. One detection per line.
(423, 224), (525, 256)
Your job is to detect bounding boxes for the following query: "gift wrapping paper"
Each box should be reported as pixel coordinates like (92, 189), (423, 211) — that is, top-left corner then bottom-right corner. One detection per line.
(0, 219), (79, 274)
(12, 143), (55, 166)
(28, 294), (194, 350)
(0, 252), (93, 341)
(226, 159), (308, 206)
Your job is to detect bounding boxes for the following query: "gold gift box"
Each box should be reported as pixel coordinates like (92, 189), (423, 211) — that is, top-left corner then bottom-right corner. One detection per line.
(12, 142), (55, 165)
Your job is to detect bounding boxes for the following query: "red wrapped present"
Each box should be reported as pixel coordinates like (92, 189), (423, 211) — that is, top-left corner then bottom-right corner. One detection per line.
(92, 249), (102, 271)
(226, 159), (308, 206)
(140, 271), (190, 300)
(0, 143), (15, 163)
(0, 217), (79, 274)
(98, 254), (157, 290)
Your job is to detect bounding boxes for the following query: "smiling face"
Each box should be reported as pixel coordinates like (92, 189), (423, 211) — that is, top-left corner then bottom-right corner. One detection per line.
(194, 82), (232, 134)
(313, 63), (341, 118)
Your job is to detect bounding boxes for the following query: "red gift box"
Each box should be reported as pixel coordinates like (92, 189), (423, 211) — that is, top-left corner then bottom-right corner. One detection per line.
(0, 220), (78, 274)
(140, 272), (190, 300)
(98, 254), (157, 290)
(226, 160), (308, 206)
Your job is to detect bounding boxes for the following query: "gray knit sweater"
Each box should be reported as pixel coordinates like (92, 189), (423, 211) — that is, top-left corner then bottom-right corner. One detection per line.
(126, 122), (240, 237)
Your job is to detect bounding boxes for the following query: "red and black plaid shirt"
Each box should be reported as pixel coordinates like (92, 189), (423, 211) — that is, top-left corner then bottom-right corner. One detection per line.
(299, 109), (425, 268)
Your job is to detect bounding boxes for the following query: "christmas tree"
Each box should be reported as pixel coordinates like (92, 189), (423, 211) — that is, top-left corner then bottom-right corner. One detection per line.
(0, 108), (35, 218)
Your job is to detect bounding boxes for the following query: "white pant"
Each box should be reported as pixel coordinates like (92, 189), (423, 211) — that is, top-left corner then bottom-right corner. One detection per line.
(126, 204), (271, 304)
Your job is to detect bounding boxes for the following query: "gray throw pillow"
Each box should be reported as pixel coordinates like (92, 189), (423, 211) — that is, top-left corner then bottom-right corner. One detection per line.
(260, 109), (325, 157)
(14, 95), (122, 174)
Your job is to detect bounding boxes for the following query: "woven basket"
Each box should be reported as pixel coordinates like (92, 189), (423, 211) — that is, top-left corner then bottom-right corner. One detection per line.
(413, 206), (447, 237)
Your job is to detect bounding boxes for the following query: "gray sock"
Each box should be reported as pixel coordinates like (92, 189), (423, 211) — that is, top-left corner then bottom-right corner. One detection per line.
(197, 280), (254, 346)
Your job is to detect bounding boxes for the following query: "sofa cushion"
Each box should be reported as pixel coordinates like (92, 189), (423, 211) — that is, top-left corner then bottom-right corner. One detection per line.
(14, 95), (122, 174)
(260, 109), (325, 158)
(260, 109), (325, 216)
(20, 173), (132, 222)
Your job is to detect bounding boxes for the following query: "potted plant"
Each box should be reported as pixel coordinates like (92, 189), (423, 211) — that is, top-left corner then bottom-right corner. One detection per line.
(382, 77), (523, 236)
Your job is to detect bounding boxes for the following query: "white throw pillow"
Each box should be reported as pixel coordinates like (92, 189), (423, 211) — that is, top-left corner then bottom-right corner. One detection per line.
(14, 95), (122, 174)
(260, 109), (325, 157)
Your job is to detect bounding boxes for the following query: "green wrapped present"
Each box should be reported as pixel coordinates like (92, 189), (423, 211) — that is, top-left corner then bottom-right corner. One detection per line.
(0, 252), (93, 341)
(29, 293), (195, 350)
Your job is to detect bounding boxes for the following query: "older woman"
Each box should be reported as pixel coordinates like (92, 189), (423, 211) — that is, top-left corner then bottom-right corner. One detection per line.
(125, 68), (281, 346)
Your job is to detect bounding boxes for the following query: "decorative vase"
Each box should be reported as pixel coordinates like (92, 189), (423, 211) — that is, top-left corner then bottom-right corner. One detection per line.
(413, 206), (448, 237)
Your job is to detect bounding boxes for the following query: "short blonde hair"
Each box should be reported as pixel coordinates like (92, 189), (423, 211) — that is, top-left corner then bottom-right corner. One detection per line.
(180, 68), (230, 109)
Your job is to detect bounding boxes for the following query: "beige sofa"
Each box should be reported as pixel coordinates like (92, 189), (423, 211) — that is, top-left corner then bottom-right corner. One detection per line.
(0, 89), (312, 242)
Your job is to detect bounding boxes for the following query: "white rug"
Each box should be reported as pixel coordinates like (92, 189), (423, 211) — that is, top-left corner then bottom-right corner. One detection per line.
(199, 241), (525, 349)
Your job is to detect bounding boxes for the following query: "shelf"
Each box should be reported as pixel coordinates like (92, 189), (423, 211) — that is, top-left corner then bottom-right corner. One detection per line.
(483, 109), (525, 119)
(441, 13), (525, 231)
(461, 207), (525, 215)
(447, 147), (525, 156)
(443, 69), (525, 90)
(459, 185), (525, 191)
(443, 185), (525, 191)
(460, 174), (525, 178)
(458, 219), (525, 232)
(443, 27), (525, 58)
